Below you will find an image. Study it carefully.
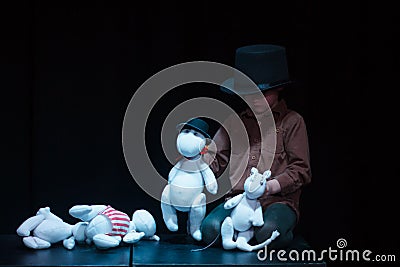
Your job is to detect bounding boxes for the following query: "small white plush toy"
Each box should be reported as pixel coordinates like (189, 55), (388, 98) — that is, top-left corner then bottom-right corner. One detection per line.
(221, 167), (280, 252)
(69, 205), (159, 249)
(125, 209), (160, 242)
(161, 118), (218, 241)
(16, 207), (87, 250)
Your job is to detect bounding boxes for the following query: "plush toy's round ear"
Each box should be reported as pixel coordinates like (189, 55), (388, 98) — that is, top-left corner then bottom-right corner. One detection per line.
(201, 138), (216, 155)
(262, 170), (271, 179)
(250, 167), (258, 175)
(200, 138), (213, 155)
(205, 137), (213, 145)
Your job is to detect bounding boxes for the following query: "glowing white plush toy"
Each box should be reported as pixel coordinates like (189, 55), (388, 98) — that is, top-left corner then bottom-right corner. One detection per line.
(128, 209), (160, 242)
(69, 205), (159, 249)
(221, 167), (280, 252)
(161, 118), (218, 241)
(16, 207), (87, 250)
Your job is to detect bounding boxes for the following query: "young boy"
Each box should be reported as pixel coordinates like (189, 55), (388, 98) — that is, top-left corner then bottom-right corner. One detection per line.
(201, 44), (311, 249)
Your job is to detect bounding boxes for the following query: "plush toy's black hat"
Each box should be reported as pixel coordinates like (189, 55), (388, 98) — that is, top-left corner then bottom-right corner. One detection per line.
(177, 118), (210, 139)
(221, 44), (291, 95)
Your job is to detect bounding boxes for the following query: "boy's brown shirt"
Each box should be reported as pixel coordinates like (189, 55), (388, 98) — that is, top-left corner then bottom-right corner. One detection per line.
(207, 99), (311, 220)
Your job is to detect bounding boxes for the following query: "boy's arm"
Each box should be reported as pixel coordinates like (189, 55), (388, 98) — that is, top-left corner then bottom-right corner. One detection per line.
(274, 114), (312, 195)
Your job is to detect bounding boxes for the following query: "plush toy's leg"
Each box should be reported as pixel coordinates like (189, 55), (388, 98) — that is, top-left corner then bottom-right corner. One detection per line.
(161, 185), (178, 231)
(236, 229), (281, 252)
(248, 230), (280, 251)
(123, 231), (145, 244)
(23, 236), (51, 249)
(93, 234), (121, 249)
(72, 222), (88, 243)
(236, 229), (254, 252)
(16, 214), (45, 237)
(221, 217), (237, 250)
(63, 236), (76, 250)
(189, 193), (206, 241)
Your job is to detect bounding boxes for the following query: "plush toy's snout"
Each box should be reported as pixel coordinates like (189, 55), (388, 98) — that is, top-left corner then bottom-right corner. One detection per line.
(69, 205), (107, 222)
(245, 168), (271, 199)
(176, 129), (206, 158)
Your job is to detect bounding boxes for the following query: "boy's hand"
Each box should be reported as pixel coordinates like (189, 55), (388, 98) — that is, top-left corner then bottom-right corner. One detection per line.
(266, 179), (281, 195)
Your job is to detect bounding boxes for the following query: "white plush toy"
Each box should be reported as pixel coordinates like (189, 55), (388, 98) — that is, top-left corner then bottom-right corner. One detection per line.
(16, 207), (87, 250)
(69, 205), (159, 249)
(129, 209), (160, 242)
(221, 167), (280, 252)
(161, 118), (218, 241)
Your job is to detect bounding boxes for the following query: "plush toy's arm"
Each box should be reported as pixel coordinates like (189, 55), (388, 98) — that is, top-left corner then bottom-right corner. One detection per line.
(168, 160), (183, 184)
(224, 193), (245, 210)
(16, 214), (45, 237)
(201, 166), (218, 194)
(251, 201), (264, 227)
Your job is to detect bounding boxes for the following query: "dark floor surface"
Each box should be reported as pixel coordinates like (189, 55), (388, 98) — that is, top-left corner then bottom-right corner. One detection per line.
(0, 234), (326, 267)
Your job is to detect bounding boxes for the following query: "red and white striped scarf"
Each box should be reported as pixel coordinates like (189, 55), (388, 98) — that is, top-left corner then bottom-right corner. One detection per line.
(99, 206), (130, 237)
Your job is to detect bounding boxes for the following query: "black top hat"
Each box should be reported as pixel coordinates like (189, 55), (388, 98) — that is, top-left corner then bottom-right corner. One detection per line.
(221, 44), (291, 95)
(176, 118), (210, 139)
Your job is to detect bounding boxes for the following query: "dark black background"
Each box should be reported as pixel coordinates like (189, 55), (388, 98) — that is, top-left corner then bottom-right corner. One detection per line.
(1, 0), (398, 264)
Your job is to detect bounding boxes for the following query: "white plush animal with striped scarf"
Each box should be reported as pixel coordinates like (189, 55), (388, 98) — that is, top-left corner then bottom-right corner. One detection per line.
(69, 205), (159, 249)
